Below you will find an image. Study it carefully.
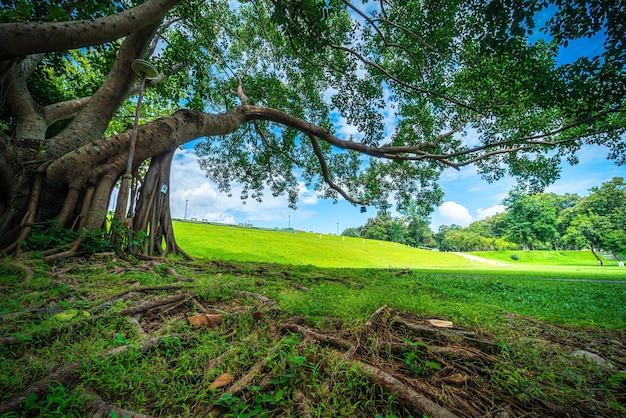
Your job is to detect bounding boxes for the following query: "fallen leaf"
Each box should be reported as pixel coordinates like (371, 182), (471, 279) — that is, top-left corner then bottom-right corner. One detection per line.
(188, 313), (223, 328)
(209, 373), (234, 389)
(206, 314), (223, 326)
(188, 313), (210, 327)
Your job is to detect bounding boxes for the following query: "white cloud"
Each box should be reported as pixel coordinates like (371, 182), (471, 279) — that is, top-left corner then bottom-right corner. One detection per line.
(476, 204), (506, 220)
(168, 146), (320, 225)
(437, 201), (473, 226)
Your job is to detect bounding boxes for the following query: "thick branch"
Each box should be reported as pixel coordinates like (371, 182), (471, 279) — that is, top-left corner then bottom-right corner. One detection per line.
(47, 107), (248, 185)
(0, 0), (182, 60)
(3, 61), (47, 139)
(309, 135), (371, 205)
(48, 21), (164, 158)
(43, 97), (91, 125)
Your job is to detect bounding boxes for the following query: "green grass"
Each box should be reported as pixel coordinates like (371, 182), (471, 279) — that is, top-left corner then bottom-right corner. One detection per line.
(468, 249), (611, 266)
(174, 221), (472, 268)
(175, 221), (625, 280)
(1, 249), (625, 416)
(2, 222), (625, 417)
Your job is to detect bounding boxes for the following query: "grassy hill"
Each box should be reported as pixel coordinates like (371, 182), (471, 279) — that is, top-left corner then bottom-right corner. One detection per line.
(174, 220), (469, 268)
(467, 249), (607, 266)
(174, 221), (625, 280)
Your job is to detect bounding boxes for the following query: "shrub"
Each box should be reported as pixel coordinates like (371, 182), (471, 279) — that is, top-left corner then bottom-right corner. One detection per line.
(510, 254), (519, 260)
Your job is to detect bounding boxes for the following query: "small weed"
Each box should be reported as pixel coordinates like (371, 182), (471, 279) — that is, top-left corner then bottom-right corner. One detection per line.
(19, 384), (85, 417)
(398, 339), (441, 375)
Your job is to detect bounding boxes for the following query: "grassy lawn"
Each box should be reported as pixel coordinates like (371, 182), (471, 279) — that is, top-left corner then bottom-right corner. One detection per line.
(1, 222), (625, 417)
(175, 220), (625, 280)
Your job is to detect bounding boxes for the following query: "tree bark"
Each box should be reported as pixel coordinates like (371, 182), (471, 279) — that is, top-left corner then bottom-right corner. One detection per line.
(0, 0), (183, 60)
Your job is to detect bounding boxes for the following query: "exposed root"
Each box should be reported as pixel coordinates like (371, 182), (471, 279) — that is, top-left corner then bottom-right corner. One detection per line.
(82, 389), (156, 418)
(292, 389), (314, 418)
(237, 290), (278, 307)
(192, 297), (210, 314)
(281, 322), (354, 351)
(391, 312), (500, 354)
(0, 334), (182, 415)
(327, 350), (461, 418)
(199, 347), (279, 418)
(13, 262), (33, 284)
(119, 293), (190, 316)
(289, 281), (310, 292)
(165, 266), (194, 282)
(363, 304), (389, 335)
(43, 236), (84, 262)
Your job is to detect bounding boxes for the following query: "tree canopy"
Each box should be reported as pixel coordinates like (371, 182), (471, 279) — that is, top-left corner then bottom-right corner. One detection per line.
(0, 0), (624, 258)
(427, 177), (625, 257)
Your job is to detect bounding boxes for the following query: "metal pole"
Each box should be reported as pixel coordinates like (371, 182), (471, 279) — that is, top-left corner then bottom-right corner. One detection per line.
(114, 72), (148, 222)
(185, 199), (188, 220)
(126, 72), (148, 175)
(114, 59), (157, 223)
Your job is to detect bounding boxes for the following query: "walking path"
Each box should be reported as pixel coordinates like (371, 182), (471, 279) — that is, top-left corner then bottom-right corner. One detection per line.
(452, 252), (510, 266)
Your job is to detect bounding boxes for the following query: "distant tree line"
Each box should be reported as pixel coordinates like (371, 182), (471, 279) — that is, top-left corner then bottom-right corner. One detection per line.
(342, 177), (626, 258)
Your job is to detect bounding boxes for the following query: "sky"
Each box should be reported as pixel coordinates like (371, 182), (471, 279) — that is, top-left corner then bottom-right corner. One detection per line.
(166, 142), (623, 235)
(121, 4), (624, 235)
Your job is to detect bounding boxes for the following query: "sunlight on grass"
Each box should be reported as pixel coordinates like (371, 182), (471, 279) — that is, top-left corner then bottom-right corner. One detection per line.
(174, 221), (472, 268)
(174, 221), (626, 281)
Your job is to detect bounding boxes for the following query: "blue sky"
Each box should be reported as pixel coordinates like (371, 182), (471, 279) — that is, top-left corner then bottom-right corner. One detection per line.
(163, 6), (623, 235)
(168, 142), (623, 234)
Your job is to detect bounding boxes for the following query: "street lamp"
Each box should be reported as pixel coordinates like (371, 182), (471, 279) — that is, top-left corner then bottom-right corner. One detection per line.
(114, 59), (158, 222)
(185, 199), (188, 220)
(288, 215), (291, 229)
(336, 222), (339, 236)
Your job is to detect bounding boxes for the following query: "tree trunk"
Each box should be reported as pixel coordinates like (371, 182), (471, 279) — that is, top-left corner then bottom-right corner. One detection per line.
(133, 148), (191, 258)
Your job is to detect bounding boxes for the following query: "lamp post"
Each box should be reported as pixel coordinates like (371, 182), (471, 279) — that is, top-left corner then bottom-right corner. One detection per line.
(114, 59), (158, 223)
(336, 222), (339, 236)
(288, 215), (291, 229)
(184, 199), (188, 220)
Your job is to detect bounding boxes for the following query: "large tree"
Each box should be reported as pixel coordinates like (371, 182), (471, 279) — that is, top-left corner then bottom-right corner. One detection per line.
(1, 0), (624, 259)
(564, 177), (626, 258)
